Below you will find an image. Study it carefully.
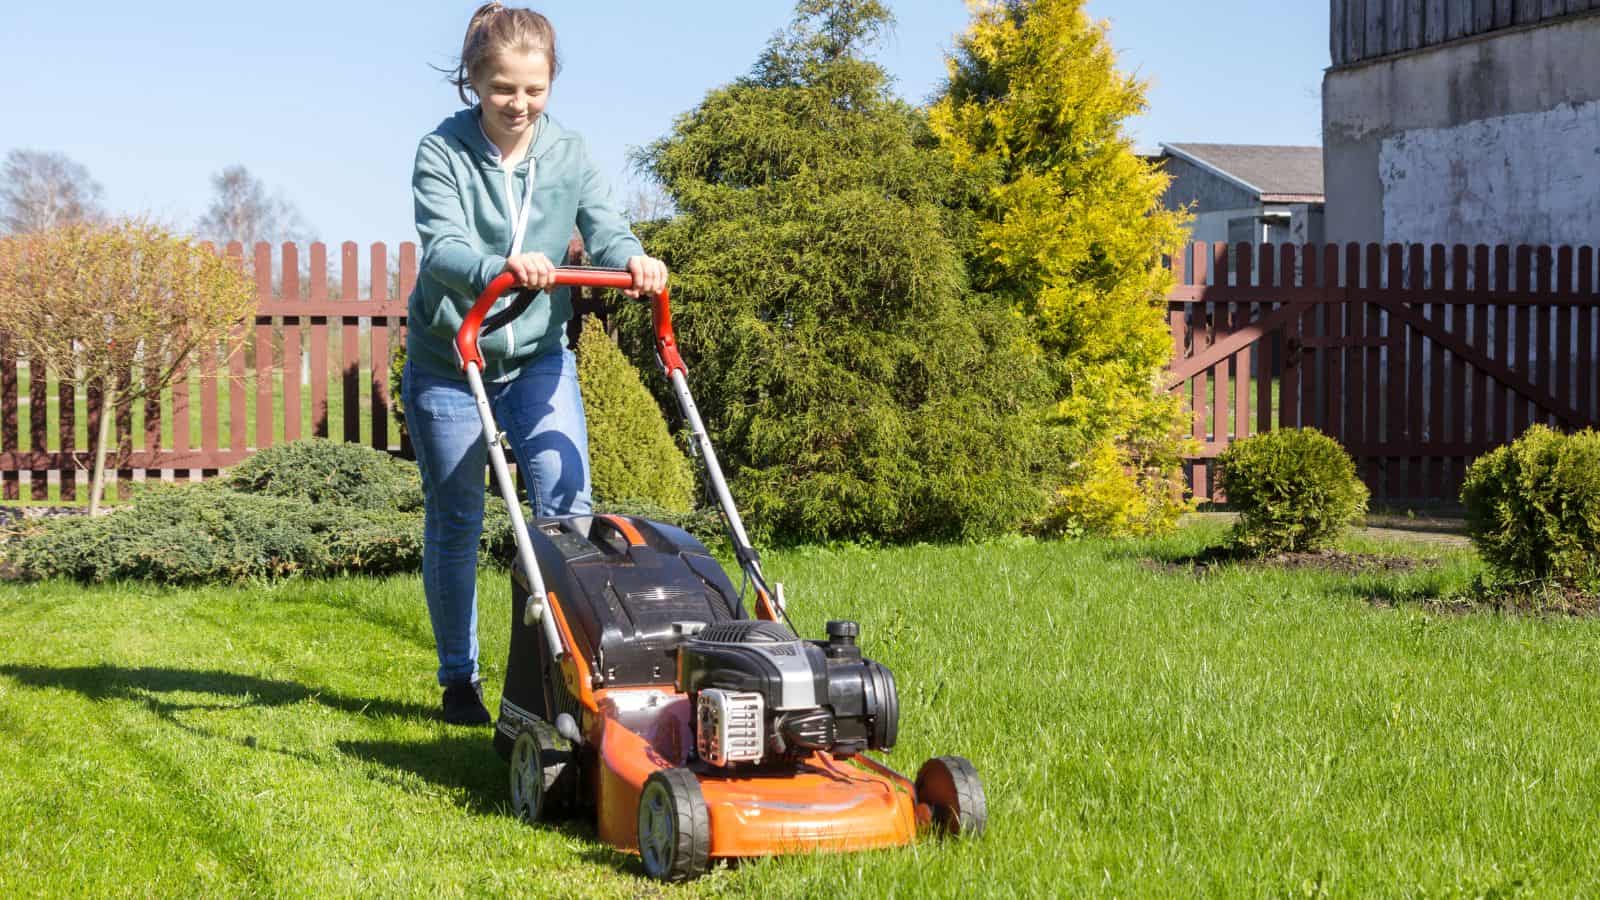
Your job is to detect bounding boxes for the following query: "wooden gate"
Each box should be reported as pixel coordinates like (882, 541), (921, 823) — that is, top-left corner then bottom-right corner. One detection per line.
(1166, 242), (1600, 503)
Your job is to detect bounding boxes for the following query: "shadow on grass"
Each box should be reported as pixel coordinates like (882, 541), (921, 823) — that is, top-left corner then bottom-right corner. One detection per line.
(0, 663), (436, 722)
(1109, 539), (1251, 575)
(1336, 574), (1456, 608)
(1343, 573), (1600, 618)
(1100, 536), (1222, 567)
(337, 735), (626, 863)
(1363, 503), (1468, 535)
(336, 734), (508, 816)
(1, 660), (644, 870)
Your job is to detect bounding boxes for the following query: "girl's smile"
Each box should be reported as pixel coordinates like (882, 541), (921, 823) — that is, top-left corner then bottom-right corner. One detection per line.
(473, 49), (551, 161)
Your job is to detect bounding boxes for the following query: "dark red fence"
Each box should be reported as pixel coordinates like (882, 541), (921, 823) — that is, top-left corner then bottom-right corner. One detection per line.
(1167, 241), (1600, 503)
(6, 239), (1596, 507)
(0, 240), (602, 504)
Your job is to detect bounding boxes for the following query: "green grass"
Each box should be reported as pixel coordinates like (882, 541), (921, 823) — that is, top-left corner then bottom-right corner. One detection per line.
(2, 525), (1595, 895)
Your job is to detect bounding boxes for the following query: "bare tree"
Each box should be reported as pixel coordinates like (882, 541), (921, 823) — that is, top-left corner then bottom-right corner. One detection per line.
(624, 181), (676, 224)
(0, 149), (107, 234)
(195, 165), (313, 246)
(0, 221), (255, 513)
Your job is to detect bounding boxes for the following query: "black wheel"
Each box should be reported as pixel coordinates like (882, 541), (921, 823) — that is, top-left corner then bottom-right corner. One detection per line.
(915, 755), (987, 838)
(508, 720), (574, 823)
(637, 768), (711, 882)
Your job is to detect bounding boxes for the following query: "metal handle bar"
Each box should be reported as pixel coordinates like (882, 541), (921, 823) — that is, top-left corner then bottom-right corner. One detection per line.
(454, 267), (686, 377)
(452, 264), (787, 627)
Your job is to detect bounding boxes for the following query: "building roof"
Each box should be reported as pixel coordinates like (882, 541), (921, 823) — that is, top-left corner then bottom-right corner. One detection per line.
(1159, 143), (1324, 203)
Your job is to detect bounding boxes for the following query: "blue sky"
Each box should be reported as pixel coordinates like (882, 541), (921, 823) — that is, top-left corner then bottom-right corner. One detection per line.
(1, 1), (1327, 247)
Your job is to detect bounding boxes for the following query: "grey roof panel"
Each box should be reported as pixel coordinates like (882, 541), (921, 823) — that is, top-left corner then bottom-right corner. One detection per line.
(1161, 143), (1324, 199)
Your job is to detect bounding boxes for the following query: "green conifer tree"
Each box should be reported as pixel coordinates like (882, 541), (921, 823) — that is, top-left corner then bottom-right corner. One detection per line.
(931, 0), (1194, 536)
(623, 0), (1055, 543)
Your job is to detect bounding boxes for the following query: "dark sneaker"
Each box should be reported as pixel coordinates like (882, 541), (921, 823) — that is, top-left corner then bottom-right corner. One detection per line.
(441, 681), (492, 725)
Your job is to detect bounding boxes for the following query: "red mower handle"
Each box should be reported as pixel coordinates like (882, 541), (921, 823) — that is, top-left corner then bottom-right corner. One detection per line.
(455, 267), (685, 377)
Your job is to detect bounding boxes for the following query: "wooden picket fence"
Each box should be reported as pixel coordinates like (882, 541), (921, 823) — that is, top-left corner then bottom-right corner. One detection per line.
(0, 240), (601, 503)
(5, 238), (1598, 507)
(1167, 241), (1600, 503)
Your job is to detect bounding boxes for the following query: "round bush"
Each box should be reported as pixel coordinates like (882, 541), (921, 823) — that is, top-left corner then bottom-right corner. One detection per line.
(1461, 424), (1600, 588)
(1215, 428), (1368, 555)
(226, 439), (422, 512)
(575, 316), (696, 512)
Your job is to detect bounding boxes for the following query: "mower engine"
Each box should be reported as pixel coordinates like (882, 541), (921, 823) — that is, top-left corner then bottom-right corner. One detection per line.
(678, 619), (898, 766)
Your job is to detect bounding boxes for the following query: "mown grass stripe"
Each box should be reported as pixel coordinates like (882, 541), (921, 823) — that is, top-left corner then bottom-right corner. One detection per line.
(3, 527), (1600, 895)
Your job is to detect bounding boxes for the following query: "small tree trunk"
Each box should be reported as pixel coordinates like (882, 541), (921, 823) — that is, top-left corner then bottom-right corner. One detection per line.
(87, 392), (113, 516)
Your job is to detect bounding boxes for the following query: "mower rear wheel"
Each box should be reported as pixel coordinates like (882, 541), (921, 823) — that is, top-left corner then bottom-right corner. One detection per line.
(509, 721), (573, 823)
(915, 755), (987, 838)
(637, 768), (710, 882)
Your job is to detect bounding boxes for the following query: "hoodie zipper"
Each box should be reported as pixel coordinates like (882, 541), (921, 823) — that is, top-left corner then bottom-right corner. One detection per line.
(480, 116), (543, 365)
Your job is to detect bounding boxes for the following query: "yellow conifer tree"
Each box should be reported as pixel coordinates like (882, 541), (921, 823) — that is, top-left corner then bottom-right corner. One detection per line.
(932, 0), (1195, 536)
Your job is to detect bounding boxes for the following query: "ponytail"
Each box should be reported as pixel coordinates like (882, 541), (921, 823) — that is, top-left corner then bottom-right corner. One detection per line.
(446, 3), (561, 105)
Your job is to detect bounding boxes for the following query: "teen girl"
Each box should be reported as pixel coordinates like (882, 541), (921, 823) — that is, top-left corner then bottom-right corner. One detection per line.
(403, 3), (667, 723)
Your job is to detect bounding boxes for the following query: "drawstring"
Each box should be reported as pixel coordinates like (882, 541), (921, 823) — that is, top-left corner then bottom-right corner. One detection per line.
(477, 112), (542, 256)
(478, 113), (544, 362)
(506, 153), (536, 256)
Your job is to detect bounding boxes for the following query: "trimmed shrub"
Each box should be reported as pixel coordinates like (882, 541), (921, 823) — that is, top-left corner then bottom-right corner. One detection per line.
(575, 316), (696, 512)
(4, 483), (422, 583)
(389, 341), (409, 439)
(226, 438), (422, 512)
(1461, 424), (1600, 588)
(1216, 428), (1368, 555)
(4, 439), (721, 584)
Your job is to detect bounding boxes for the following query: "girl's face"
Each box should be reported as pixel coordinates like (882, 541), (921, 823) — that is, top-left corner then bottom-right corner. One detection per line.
(472, 49), (552, 146)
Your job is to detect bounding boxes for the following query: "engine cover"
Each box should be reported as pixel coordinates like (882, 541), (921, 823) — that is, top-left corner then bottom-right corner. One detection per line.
(677, 619), (897, 765)
(696, 689), (764, 765)
(495, 514), (744, 761)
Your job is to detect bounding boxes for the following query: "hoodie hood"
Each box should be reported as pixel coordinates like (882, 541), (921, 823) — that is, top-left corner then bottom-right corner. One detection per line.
(438, 106), (563, 169)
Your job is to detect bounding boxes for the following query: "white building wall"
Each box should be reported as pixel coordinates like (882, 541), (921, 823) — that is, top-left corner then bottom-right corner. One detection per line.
(1378, 99), (1600, 246)
(1323, 12), (1600, 245)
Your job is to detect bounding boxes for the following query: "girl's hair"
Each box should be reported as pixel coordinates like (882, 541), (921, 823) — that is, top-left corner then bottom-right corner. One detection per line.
(447, 3), (560, 105)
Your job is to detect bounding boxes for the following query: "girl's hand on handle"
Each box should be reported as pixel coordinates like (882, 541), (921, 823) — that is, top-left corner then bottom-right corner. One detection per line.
(505, 252), (557, 291)
(624, 255), (669, 298)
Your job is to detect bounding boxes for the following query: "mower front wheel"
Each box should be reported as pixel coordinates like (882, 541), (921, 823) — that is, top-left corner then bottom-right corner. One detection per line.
(915, 755), (988, 838)
(637, 768), (711, 881)
(509, 721), (573, 823)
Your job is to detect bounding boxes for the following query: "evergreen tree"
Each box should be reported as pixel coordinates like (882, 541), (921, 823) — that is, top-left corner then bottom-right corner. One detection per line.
(625, 0), (1054, 544)
(932, 0), (1193, 536)
(575, 316), (696, 513)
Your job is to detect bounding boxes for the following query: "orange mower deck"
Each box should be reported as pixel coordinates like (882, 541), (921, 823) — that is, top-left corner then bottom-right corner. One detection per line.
(587, 687), (919, 858)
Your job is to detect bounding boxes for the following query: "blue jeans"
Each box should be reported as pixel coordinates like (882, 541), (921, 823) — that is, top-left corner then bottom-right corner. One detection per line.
(402, 351), (592, 686)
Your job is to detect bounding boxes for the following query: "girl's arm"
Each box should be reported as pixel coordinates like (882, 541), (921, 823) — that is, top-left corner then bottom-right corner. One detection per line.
(413, 136), (507, 307)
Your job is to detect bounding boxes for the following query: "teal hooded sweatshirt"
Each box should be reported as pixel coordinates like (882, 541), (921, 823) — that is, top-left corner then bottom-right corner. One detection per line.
(406, 107), (644, 382)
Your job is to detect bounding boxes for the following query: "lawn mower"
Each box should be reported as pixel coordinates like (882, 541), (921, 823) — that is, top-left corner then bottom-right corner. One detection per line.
(456, 268), (986, 881)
